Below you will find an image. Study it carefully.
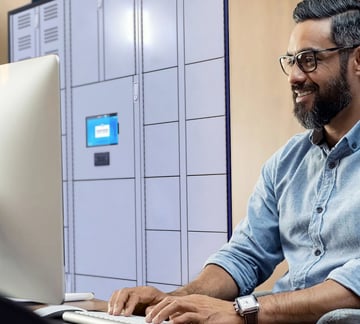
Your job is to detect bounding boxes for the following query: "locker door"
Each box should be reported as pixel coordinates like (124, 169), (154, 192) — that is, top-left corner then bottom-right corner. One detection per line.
(10, 7), (38, 62)
(184, 0), (224, 63)
(70, 0), (99, 86)
(103, 0), (136, 80)
(142, 0), (178, 72)
(72, 78), (135, 180)
(74, 179), (137, 280)
(39, 0), (66, 89)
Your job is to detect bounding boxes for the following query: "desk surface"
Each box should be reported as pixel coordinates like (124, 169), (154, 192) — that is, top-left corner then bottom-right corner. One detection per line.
(32, 299), (108, 324)
(65, 299), (107, 312)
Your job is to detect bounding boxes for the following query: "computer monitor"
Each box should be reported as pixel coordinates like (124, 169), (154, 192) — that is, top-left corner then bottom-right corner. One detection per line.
(0, 55), (65, 304)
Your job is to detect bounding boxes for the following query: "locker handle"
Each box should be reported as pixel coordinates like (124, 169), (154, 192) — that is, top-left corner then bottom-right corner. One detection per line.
(133, 82), (139, 102)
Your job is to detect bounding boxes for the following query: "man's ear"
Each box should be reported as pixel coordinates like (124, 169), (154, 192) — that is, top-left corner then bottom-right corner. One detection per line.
(354, 46), (360, 75)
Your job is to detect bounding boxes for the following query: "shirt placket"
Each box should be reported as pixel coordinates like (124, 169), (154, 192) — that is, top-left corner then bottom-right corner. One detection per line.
(292, 150), (338, 288)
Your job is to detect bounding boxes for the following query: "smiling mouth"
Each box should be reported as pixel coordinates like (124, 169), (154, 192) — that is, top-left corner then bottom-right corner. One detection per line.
(294, 90), (313, 98)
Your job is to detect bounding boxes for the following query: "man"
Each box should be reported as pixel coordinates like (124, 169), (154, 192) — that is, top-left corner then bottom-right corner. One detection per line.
(108, 0), (360, 322)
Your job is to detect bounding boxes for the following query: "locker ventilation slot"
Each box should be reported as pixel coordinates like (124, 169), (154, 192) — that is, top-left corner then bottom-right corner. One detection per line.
(18, 35), (32, 51)
(45, 49), (59, 56)
(44, 27), (59, 43)
(43, 3), (58, 21)
(17, 13), (31, 29)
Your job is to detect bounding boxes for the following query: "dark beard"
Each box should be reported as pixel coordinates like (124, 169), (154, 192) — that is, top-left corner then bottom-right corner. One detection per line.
(293, 71), (352, 130)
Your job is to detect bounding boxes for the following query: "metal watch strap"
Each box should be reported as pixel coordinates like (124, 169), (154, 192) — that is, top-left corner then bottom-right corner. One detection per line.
(244, 311), (258, 324)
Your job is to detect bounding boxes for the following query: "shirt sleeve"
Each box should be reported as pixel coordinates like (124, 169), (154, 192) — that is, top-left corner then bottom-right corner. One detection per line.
(327, 259), (360, 297)
(205, 152), (285, 296)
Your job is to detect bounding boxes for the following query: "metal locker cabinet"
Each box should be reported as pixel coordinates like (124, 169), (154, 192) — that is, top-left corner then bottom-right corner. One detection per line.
(8, 0), (231, 300)
(9, 7), (37, 61)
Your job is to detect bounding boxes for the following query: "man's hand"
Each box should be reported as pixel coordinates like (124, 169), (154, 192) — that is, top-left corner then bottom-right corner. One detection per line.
(145, 294), (241, 324)
(108, 286), (168, 316)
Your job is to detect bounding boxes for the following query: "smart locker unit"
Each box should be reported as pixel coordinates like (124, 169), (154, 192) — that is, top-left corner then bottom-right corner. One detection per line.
(9, 0), (231, 300)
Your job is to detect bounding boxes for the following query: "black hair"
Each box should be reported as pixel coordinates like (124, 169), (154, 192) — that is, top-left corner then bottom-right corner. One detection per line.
(293, 0), (360, 46)
(293, 0), (360, 70)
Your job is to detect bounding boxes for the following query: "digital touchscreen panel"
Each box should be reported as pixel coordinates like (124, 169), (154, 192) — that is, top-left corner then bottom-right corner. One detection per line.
(86, 113), (119, 147)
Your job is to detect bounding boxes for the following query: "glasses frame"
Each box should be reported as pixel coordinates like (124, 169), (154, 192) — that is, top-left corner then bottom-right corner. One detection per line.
(279, 44), (360, 76)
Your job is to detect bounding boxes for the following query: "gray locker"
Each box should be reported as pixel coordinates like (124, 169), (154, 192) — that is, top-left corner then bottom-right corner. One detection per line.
(187, 175), (228, 232)
(186, 117), (227, 175)
(144, 68), (179, 125)
(103, 0), (136, 79)
(72, 78), (135, 180)
(10, 0), (65, 88)
(71, 0), (136, 86)
(186, 59), (226, 119)
(9, 0), (231, 301)
(70, 0), (99, 86)
(184, 0), (225, 63)
(74, 179), (137, 279)
(145, 177), (181, 231)
(142, 0), (178, 72)
(144, 122), (180, 177)
(188, 232), (228, 281)
(39, 0), (65, 89)
(146, 231), (182, 285)
(9, 8), (37, 61)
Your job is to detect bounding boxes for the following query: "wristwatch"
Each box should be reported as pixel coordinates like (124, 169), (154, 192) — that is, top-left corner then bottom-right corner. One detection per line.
(233, 295), (259, 324)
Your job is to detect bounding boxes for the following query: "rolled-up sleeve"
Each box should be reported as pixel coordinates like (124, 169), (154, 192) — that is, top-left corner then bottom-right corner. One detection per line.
(205, 153), (284, 295)
(327, 259), (360, 297)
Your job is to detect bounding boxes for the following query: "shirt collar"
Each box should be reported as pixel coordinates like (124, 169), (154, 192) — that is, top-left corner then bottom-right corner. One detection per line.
(309, 120), (360, 153)
(309, 128), (325, 146)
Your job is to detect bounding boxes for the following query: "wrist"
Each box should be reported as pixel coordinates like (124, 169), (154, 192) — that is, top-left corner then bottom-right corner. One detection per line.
(234, 294), (259, 324)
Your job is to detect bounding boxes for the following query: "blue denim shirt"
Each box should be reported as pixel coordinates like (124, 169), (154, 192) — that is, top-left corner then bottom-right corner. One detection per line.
(206, 121), (360, 297)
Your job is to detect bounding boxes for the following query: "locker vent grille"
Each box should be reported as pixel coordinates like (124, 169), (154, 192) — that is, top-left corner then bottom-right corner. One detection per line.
(17, 13), (31, 30)
(45, 49), (59, 56)
(43, 3), (58, 21)
(44, 26), (59, 43)
(18, 35), (32, 51)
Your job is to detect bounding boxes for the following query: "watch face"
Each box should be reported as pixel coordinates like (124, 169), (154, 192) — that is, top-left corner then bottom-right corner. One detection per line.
(236, 295), (259, 313)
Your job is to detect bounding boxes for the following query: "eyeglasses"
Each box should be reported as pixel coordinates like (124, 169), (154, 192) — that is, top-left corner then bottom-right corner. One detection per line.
(279, 44), (360, 76)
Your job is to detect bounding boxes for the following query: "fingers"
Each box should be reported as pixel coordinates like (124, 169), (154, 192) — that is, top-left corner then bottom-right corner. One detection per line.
(108, 286), (167, 317)
(146, 296), (197, 324)
(108, 288), (139, 316)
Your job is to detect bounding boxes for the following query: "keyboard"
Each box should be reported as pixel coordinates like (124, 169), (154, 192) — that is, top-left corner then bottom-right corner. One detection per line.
(62, 311), (169, 324)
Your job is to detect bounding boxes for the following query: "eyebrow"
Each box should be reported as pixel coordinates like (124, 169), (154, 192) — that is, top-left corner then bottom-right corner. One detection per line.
(285, 47), (318, 56)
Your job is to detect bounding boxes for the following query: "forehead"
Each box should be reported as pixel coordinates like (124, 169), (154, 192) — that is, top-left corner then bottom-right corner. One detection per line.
(288, 18), (334, 53)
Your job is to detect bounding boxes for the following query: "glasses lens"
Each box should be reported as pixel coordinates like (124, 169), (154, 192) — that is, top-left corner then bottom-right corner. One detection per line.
(279, 56), (293, 75)
(297, 51), (316, 73)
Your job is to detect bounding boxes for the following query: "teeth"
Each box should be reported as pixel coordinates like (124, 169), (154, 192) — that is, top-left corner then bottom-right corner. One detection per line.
(295, 90), (312, 97)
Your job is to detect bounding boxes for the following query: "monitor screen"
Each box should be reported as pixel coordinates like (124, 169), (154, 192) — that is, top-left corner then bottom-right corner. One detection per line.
(0, 55), (64, 304)
(86, 113), (119, 147)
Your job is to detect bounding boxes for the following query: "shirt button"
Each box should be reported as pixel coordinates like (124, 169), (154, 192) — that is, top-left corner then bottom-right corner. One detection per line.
(328, 161), (336, 169)
(352, 143), (358, 149)
(316, 207), (323, 213)
(314, 249), (321, 256)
